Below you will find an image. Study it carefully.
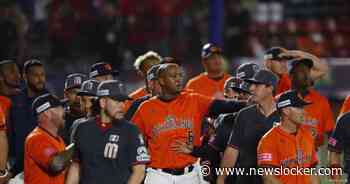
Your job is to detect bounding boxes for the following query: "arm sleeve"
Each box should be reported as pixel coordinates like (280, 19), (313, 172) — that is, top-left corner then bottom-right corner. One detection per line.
(27, 138), (60, 170)
(328, 115), (347, 153)
(129, 127), (150, 165)
(208, 100), (246, 118)
(257, 137), (280, 167)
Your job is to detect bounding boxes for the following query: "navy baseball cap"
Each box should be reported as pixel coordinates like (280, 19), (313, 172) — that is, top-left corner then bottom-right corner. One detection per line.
(96, 80), (132, 101)
(23, 59), (43, 73)
(32, 93), (66, 115)
(77, 79), (100, 96)
(244, 69), (278, 88)
(224, 77), (251, 94)
(201, 43), (222, 59)
(276, 90), (312, 110)
(236, 63), (260, 80)
(64, 73), (87, 90)
(264, 47), (292, 61)
(147, 64), (162, 81)
(0, 59), (16, 66)
(89, 62), (119, 78)
(290, 58), (314, 74)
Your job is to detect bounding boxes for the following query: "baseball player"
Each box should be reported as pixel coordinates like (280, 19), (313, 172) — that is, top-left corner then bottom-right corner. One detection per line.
(130, 51), (162, 100)
(328, 111), (350, 183)
(24, 93), (75, 184)
(69, 79), (100, 143)
(257, 90), (319, 184)
(66, 80), (149, 184)
(89, 62), (118, 82)
(217, 70), (280, 184)
(264, 47), (329, 95)
(185, 43), (231, 98)
(288, 58), (334, 149)
(338, 95), (350, 117)
(62, 73), (87, 144)
(131, 63), (245, 184)
(125, 64), (162, 120)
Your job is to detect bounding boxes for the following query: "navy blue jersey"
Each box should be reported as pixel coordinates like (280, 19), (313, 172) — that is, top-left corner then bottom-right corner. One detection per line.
(74, 118), (150, 184)
(228, 105), (280, 184)
(329, 112), (350, 173)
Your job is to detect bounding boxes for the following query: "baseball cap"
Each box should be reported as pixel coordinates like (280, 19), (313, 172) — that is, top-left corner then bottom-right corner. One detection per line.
(244, 69), (278, 88)
(201, 43), (222, 59)
(264, 47), (291, 61)
(0, 59), (16, 66)
(89, 62), (119, 78)
(224, 77), (251, 94)
(147, 64), (162, 81)
(77, 79), (100, 96)
(276, 90), (312, 110)
(96, 80), (132, 101)
(23, 59), (43, 73)
(32, 93), (66, 115)
(64, 73), (87, 90)
(236, 63), (260, 80)
(290, 58), (314, 73)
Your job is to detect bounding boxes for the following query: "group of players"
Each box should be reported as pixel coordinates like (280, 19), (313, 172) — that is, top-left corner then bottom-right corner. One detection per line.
(0, 43), (349, 184)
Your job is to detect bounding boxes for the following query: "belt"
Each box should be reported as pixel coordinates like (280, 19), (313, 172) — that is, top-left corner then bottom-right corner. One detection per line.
(156, 165), (194, 175)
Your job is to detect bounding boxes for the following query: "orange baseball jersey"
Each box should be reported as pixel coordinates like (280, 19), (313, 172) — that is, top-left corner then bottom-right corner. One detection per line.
(0, 96), (10, 131)
(302, 89), (334, 147)
(276, 74), (292, 95)
(185, 73), (231, 98)
(339, 95), (350, 116)
(257, 125), (318, 184)
(131, 91), (214, 169)
(124, 87), (148, 111)
(24, 127), (66, 184)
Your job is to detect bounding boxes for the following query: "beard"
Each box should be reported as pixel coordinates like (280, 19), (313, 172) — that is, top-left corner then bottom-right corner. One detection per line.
(28, 82), (45, 93)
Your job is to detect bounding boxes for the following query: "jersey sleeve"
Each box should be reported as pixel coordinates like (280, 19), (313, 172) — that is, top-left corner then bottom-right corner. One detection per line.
(257, 135), (280, 167)
(339, 96), (350, 116)
(328, 115), (347, 153)
(194, 93), (214, 117)
(129, 126), (150, 165)
(131, 106), (148, 139)
(227, 112), (244, 149)
(27, 136), (60, 169)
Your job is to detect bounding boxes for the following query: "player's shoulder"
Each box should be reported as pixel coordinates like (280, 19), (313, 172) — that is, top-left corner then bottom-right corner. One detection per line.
(26, 127), (47, 144)
(120, 120), (140, 133)
(75, 117), (97, 131)
(308, 89), (329, 102)
(337, 112), (350, 125)
(187, 73), (206, 85)
(260, 126), (279, 143)
(237, 104), (257, 116)
(215, 113), (237, 128)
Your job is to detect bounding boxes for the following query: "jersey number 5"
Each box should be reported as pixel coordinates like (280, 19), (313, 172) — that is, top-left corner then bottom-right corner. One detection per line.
(104, 143), (119, 159)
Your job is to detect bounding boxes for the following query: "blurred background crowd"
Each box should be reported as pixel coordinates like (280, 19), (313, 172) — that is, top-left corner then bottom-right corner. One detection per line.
(1, 0), (350, 104)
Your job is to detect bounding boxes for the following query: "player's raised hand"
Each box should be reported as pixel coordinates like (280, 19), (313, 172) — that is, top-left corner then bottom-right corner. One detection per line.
(170, 140), (193, 154)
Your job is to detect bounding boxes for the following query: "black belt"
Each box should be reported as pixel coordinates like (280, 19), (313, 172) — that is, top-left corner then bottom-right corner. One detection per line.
(157, 165), (194, 175)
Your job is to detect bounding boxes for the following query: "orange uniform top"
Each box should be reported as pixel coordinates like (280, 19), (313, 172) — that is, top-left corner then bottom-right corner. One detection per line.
(0, 96), (11, 131)
(131, 91), (214, 168)
(339, 95), (350, 116)
(258, 125), (318, 184)
(302, 89), (334, 147)
(24, 127), (66, 184)
(124, 87), (148, 111)
(185, 73), (231, 98)
(276, 74), (292, 95)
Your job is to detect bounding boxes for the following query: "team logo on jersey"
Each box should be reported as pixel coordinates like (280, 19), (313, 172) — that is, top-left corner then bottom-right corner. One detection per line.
(136, 146), (150, 162)
(104, 134), (120, 159)
(152, 115), (193, 137)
